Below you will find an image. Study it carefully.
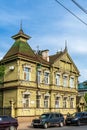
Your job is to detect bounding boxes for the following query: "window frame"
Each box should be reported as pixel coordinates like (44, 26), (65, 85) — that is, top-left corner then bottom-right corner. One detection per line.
(37, 71), (41, 84)
(44, 96), (49, 108)
(63, 97), (67, 108)
(70, 76), (74, 88)
(22, 94), (30, 108)
(23, 67), (31, 81)
(55, 73), (60, 86)
(44, 71), (49, 84)
(36, 95), (41, 108)
(55, 97), (60, 108)
(63, 75), (68, 87)
(70, 98), (74, 108)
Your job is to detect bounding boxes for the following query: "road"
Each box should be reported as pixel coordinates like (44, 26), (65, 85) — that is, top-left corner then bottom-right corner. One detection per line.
(20, 125), (87, 130)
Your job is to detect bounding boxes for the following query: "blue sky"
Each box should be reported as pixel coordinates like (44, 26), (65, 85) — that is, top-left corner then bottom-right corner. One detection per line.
(0, 0), (87, 82)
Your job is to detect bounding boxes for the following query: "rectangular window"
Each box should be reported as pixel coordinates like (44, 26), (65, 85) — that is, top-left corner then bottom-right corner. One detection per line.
(23, 94), (29, 108)
(56, 74), (60, 86)
(24, 67), (30, 81)
(70, 77), (74, 88)
(63, 76), (67, 87)
(44, 96), (49, 108)
(63, 98), (67, 108)
(70, 98), (74, 108)
(37, 71), (41, 84)
(55, 97), (60, 108)
(44, 72), (49, 84)
(36, 95), (41, 108)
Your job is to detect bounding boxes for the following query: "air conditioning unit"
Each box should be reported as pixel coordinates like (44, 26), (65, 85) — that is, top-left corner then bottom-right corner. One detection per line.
(9, 66), (15, 70)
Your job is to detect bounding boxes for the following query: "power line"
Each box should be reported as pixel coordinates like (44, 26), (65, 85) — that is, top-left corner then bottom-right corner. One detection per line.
(55, 0), (87, 26)
(71, 0), (87, 14)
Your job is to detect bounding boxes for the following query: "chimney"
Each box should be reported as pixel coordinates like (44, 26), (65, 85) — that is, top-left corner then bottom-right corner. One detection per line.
(41, 49), (49, 62)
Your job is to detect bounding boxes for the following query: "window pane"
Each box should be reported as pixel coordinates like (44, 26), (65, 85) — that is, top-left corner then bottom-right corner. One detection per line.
(63, 99), (67, 108)
(70, 98), (74, 108)
(55, 100), (59, 108)
(63, 76), (67, 87)
(44, 96), (49, 108)
(36, 95), (40, 108)
(24, 67), (30, 81)
(70, 77), (74, 88)
(44, 72), (49, 84)
(23, 94), (29, 108)
(56, 74), (60, 85)
(37, 71), (41, 84)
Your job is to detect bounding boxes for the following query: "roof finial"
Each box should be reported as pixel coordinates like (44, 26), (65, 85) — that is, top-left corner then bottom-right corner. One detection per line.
(20, 20), (22, 30)
(19, 20), (24, 34)
(64, 40), (68, 52)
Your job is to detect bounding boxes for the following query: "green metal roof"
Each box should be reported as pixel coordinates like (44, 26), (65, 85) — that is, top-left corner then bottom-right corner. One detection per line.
(3, 29), (37, 61)
(3, 40), (36, 59)
(78, 80), (87, 90)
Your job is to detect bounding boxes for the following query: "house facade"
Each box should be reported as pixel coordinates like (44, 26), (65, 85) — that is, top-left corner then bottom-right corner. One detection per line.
(0, 28), (80, 122)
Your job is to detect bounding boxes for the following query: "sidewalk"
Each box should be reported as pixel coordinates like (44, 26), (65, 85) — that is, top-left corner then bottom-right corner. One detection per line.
(18, 121), (32, 130)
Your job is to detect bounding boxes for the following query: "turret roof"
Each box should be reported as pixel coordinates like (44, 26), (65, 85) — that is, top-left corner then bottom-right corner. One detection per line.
(3, 29), (37, 61)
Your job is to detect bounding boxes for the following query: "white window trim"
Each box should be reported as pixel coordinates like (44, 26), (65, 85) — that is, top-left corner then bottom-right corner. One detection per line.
(55, 73), (61, 86)
(44, 71), (50, 84)
(23, 67), (31, 81)
(37, 70), (41, 84)
(22, 91), (30, 108)
(44, 95), (49, 108)
(63, 74), (68, 87)
(70, 76), (74, 88)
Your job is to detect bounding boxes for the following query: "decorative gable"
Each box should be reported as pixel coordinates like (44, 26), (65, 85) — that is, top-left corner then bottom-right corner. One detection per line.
(52, 51), (79, 75)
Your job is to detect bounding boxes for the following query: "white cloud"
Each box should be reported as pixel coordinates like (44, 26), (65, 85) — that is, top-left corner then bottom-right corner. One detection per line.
(79, 69), (87, 82)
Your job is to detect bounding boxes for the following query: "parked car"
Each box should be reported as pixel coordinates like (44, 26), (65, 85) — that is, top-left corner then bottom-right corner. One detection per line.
(32, 112), (64, 128)
(0, 115), (18, 130)
(65, 112), (87, 126)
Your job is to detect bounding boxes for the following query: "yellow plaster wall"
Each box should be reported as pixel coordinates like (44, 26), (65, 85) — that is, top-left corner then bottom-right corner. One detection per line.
(3, 89), (17, 107)
(4, 61), (18, 81)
